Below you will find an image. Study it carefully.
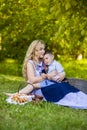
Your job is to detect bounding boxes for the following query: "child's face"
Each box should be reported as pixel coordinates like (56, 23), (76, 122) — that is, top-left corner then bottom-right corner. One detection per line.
(44, 54), (54, 65)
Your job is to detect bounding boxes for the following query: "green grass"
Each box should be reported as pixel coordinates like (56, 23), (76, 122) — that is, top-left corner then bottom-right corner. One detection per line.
(0, 58), (87, 130)
(0, 59), (22, 76)
(61, 58), (87, 80)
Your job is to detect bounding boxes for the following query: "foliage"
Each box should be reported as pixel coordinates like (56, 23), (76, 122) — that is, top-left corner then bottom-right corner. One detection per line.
(0, 0), (87, 62)
(0, 59), (22, 76)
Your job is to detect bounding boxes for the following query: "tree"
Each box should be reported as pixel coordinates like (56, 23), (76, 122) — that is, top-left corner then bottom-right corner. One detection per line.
(0, 0), (87, 62)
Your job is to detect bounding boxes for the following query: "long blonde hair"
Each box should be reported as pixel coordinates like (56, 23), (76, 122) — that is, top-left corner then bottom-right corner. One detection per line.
(22, 40), (45, 80)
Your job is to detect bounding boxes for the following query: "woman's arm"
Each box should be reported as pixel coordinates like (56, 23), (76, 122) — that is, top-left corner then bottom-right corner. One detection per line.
(27, 62), (46, 84)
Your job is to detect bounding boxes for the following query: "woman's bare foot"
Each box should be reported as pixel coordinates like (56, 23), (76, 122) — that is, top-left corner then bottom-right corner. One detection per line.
(3, 92), (17, 97)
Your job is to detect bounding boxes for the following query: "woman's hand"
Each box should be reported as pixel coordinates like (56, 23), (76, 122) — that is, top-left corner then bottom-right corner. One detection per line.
(47, 74), (53, 80)
(41, 73), (47, 79)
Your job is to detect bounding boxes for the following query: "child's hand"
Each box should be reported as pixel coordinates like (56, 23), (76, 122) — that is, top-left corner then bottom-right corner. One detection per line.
(52, 75), (60, 81)
(41, 73), (47, 79)
(54, 74), (65, 82)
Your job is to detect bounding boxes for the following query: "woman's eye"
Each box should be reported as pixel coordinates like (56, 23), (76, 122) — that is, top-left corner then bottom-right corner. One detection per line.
(40, 47), (45, 51)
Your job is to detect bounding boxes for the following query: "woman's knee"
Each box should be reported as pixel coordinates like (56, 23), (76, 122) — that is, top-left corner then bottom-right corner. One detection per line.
(33, 83), (40, 88)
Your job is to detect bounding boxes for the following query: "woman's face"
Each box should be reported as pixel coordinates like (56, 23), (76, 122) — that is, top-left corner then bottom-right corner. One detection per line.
(35, 44), (45, 59)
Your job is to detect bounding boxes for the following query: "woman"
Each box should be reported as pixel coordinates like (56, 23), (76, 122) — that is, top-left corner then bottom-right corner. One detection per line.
(5, 40), (87, 109)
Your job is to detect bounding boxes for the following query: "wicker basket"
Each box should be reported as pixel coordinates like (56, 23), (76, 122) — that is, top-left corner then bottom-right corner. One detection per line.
(67, 78), (87, 94)
(18, 82), (43, 102)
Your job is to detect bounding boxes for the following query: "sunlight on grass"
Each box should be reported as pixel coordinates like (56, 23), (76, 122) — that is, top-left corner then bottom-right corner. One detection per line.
(0, 74), (24, 81)
(5, 58), (16, 63)
(0, 59), (22, 76)
(76, 59), (87, 64)
(62, 59), (87, 80)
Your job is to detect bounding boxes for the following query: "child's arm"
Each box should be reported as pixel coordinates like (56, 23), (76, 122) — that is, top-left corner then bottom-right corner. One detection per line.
(52, 72), (66, 82)
(47, 70), (57, 80)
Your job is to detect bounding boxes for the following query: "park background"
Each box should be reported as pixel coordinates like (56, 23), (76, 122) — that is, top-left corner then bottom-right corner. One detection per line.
(0, 0), (87, 130)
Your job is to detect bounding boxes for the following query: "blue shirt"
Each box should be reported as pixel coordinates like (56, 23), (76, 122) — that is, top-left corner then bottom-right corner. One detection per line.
(47, 60), (64, 74)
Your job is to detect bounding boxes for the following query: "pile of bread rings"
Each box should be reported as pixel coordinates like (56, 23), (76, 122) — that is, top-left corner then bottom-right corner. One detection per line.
(11, 93), (28, 103)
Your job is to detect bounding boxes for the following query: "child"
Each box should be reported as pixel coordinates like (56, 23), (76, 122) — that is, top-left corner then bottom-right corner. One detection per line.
(41, 50), (66, 82)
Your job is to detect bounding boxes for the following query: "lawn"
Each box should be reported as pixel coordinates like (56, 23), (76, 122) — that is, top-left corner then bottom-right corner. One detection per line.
(0, 59), (87, 130)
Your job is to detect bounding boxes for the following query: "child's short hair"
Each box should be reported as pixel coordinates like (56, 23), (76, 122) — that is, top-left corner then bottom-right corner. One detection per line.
(45, 50), (53, 55)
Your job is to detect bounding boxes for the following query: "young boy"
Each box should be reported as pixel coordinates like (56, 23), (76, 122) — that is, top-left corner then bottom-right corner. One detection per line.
(41, 50), (66, 82)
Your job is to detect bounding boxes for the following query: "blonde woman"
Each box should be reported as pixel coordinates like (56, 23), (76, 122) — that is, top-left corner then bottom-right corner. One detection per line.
(19, 39), (46, 94)
(5, 40), (47, 95)
(5, 39), (65, 95)
(4, 40), (87, 109)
